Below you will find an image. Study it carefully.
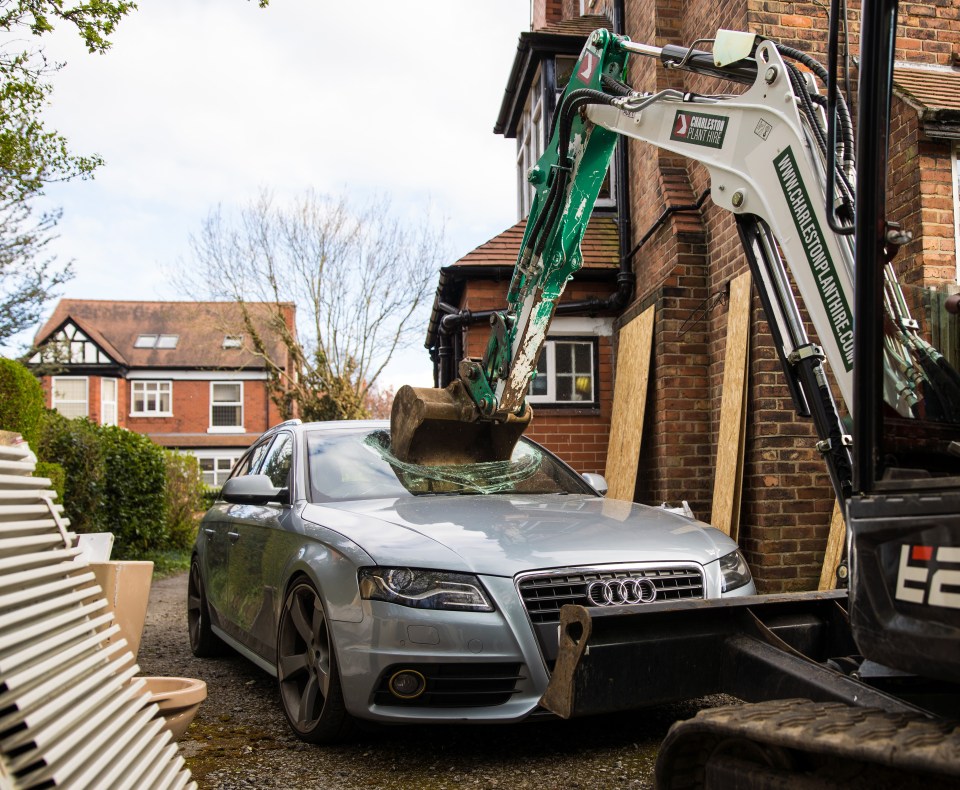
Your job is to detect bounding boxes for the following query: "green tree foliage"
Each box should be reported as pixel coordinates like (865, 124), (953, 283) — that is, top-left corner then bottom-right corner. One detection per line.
(36, 408), (208, 557)
(33, 459), (64, 498)
(0, 1), (139, 345)
(37, 410), (105, 534)
(97, 425), (166, 558)
(163, 449), (206, 551)
(0, 356), (45, 445)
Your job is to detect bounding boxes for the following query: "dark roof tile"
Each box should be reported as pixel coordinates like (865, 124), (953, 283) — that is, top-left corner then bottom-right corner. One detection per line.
(35, 300), (294, 370)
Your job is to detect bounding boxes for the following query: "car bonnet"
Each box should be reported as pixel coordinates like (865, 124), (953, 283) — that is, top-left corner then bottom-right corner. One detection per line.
(300, 494), (735, 577)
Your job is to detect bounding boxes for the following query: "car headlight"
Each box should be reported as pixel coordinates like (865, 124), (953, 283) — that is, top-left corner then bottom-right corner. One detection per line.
(718, 550), (752, 593)
(358, 567), (494, 612)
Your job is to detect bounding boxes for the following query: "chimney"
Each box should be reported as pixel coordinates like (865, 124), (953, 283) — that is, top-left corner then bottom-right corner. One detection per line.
(532, 0), (564, 30)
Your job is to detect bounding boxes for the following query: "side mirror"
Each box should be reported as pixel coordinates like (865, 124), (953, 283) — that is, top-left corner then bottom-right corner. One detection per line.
(221, 474), (289, 505)
(582, 472), (608, 496)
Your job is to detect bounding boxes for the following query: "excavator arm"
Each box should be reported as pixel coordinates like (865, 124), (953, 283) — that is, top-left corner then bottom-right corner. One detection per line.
(391, 27), (861, 496)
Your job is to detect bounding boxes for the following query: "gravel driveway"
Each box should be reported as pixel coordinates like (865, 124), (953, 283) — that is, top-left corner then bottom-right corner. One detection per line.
(138, 572), (732, 789)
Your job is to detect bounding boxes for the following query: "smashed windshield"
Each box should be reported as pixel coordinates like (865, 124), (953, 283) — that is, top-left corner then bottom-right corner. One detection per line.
(306, 428), (594, 502)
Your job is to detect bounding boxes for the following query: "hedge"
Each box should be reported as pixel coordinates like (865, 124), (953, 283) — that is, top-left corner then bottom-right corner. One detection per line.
(163, 450), (206, 551)
(0, 358), (45, 448)
(2, 359), (208, 559)
(38, 411), (107, 536)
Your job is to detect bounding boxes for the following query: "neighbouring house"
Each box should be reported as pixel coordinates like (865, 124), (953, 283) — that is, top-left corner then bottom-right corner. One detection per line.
(29, 299), (296, 488)
(425, 0), (960, 592)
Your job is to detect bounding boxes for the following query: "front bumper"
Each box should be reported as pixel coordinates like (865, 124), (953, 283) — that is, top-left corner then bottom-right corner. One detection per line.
(330, 564), (755, 724)
(331, 575), (549, 723)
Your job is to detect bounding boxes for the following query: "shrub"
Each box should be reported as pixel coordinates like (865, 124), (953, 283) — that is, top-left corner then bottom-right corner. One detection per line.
(0, 358), (45, 448)
(34, 461), (66, 501)
(98, 425), (167, 559)
(37, 411), (106, 535)
(163, 450), (206, 550)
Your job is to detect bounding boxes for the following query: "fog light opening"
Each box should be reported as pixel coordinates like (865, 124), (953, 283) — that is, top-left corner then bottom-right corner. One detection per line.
(388, 669), (426, 700)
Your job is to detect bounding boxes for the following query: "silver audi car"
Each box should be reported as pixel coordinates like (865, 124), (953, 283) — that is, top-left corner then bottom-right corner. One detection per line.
(188, 419), (755, 742)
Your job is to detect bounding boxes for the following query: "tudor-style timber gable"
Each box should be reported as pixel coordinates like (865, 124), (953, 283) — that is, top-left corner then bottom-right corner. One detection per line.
(29, 320), (121, 372)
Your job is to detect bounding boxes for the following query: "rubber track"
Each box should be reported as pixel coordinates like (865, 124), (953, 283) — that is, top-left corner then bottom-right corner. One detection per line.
(655, 698), (960, 789)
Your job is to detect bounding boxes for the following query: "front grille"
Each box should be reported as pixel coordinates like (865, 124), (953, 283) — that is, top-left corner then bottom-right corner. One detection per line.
(373, 663), (525, 708)
(518, 566), (704, 625)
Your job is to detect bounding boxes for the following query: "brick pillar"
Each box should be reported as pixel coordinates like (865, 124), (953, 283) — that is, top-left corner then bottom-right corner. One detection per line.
(532, 0), (564, 30)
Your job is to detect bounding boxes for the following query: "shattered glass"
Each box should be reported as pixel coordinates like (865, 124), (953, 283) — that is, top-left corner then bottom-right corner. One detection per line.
(305, 427), (593, 503)
(364, 431), (544, 495)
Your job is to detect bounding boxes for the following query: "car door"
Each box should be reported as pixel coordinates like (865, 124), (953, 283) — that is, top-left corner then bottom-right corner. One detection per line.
(224, 431), (299, 661)
(202, 437), (273, 643)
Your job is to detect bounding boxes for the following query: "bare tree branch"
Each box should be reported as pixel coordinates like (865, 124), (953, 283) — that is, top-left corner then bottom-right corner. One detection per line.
(177, 188), (447, 420)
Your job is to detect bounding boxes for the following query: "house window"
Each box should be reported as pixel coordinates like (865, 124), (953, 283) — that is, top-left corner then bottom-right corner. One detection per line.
(52, 377), (88, 419)
(210, 382), (244, 432)
(527, 339), (598, 405)
(101, 378), (118, 426)
(196, 453), (241, 489)
(517, 69), (545, 218)
(222, 335), (243, 349)
(131, 381), (172, 415)
(135, 334), (178, 349)
(516, 56), (615, 220)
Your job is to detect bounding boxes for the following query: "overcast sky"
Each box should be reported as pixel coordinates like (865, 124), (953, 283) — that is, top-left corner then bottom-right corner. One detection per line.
(8, 0), (531, 389)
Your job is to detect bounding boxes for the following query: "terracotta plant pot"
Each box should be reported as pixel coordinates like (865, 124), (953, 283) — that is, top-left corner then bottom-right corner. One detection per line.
(141, 676), (208, 740)
(89, 560), (154, 662)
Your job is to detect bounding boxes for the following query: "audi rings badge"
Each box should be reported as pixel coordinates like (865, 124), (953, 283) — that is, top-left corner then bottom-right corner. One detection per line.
(586, 578), (657, 606)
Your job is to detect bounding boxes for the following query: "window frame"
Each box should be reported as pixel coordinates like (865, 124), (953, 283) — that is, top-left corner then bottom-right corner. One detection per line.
(100, 378), (118, 426)
(195, 451), (243, 489)
(952, 142), (960, 283)
(526, 336), (600, 408)
(208, 381), (245, 433)
(51, 376), (89, 419)
(130, 380), (173, 417)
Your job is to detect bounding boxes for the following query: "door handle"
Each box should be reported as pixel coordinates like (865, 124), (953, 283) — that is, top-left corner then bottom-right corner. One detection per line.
(203, 528), (216, 536)
(227, 531), (241, 543)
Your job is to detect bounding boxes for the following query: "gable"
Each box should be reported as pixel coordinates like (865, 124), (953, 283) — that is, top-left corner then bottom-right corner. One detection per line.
(30, 320), (119, 366)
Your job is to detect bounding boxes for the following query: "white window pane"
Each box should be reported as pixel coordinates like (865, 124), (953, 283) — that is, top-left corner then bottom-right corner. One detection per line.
(57, 402), (88, 419)
(55, 379), (86, 400)
(213, 383), (241, 403)
(132, 381), (172, 415)
(134, 335), (157, 348)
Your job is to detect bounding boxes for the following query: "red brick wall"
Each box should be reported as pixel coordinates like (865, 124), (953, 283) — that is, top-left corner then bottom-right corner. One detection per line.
(533, 0), (564, 29)
(41, 374), (279, 438)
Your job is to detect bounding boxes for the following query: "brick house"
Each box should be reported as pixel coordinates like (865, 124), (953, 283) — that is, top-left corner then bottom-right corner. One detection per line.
(425, 0), (960, 592)
(30, 299), (295, 488)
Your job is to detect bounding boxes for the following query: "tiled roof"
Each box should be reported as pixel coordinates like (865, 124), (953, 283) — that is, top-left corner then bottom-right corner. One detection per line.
(35, 299), (294, 370)
(149, 432), (263, 448)
(456, 216), (620, 270)
(425, 217), (620, 347)
(536, 14), (612, 37)
(893, 65), (960, 112)
(893, 66), (960, 138)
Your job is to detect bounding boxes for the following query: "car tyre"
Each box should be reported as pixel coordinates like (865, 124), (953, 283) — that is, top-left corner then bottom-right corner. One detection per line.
(187, 557), (225, 657)
(277, 579), (357, 744)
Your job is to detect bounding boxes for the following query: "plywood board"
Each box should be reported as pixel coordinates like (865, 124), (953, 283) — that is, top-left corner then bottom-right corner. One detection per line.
(604, 305), (656, 501)
(711, 271), (752, 540)
(818, 500), (846, 591)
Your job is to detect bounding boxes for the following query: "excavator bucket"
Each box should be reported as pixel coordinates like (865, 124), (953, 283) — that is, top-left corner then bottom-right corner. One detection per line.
(389, 381), (532, 465)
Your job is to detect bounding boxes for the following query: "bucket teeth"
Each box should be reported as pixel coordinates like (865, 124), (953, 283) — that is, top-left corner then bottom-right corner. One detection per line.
(390, 382), (532, 465)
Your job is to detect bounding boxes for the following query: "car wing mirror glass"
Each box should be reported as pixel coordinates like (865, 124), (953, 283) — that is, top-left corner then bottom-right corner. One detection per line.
(222, 474), (285, 505)
(582, 472), (608, 496)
